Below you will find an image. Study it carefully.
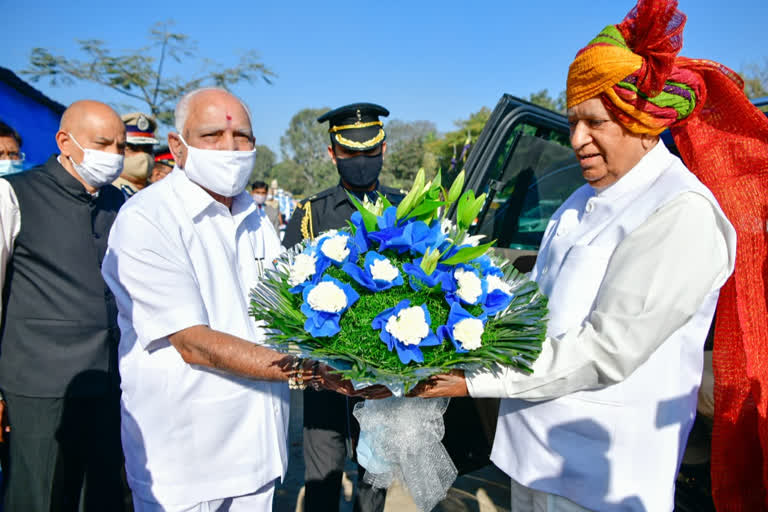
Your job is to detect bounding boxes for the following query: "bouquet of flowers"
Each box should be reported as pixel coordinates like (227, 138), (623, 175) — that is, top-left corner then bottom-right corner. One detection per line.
(250, 169), (548, 510)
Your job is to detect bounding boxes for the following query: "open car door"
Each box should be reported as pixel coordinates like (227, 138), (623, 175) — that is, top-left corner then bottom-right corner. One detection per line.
(442, 95), (581, 474)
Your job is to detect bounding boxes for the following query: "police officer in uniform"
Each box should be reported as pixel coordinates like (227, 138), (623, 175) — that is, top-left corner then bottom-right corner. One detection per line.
(283, 103), (403, 512)
(112, 112), (158, 197)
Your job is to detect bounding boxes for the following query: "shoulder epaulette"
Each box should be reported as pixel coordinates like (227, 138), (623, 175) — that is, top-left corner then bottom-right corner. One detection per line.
(306, 187), (335, 203)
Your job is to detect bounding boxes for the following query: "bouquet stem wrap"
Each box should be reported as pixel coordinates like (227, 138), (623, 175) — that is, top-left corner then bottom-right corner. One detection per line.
(354, 397), (457, 511)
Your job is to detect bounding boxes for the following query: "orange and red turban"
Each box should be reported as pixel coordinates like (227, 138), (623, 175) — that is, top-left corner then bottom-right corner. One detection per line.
(568, 1), (768, 510)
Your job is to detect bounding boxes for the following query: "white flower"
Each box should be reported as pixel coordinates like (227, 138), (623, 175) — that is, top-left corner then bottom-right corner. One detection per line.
(320, 234), (350, 263)
(459, 233), (486, 247)
(307, 281), (347, 313)
(453, 318), (485, 350)
(362, 195), (385, 216)
(369, 258), (399, 282)
(486, 274), (512, 295)
(440, 218), (454, 235)
(288, 253), (317, 287)
(385, 306), (429, 346)
(455, 268), (483, 304)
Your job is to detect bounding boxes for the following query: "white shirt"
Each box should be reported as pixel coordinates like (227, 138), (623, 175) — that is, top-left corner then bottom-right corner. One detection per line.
(101, 168), (288, 506)
(467, 150), (732, 400)
(0, 178), (21, 320)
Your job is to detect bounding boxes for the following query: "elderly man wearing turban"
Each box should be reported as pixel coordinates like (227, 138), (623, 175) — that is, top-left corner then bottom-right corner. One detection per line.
(412, 0), (768, 510)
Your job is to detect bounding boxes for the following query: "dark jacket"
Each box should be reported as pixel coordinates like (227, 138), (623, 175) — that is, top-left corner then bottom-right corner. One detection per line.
(283, 182), (403, 249)
(0, 156), (124, 397)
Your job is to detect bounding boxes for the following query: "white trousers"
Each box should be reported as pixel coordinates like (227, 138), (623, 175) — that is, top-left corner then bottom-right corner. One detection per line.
(133, 480), (276, 512)
(510, 478), (592, 512)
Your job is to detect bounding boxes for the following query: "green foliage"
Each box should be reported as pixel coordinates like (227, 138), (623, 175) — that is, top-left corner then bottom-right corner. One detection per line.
(527, 89), (567, 114)
(395, 168), (427, 220)
(249, 144), (276, 185)
(265, 160), (306, 196)
(23, 21), (274, 127)
(456, 189), (486, 231)
(346, 192), (379, 232)
(441, 242), (495, 265)
(279, 107), (337, 194)
(380, 120), (439, 189)
(742, 58), (768, 110)
(426, 107), (491, 180)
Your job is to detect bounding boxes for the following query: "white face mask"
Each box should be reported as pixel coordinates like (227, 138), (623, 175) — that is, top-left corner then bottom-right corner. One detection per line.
(0, 159), (24, 176)
(252, 193), (267, 205)
(68, 133), (124, 188)
(178, 134), (256, 197)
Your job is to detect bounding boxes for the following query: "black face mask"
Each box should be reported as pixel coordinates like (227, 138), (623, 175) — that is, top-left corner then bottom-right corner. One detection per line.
(336, 153), (383, 189)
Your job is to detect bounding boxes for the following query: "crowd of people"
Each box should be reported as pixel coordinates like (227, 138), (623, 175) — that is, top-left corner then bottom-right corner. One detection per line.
(0, 0), (767, 511)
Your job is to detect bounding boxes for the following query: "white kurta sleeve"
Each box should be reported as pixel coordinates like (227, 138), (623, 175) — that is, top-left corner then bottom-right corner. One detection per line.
(0, 178), (21, 319)
(102, 207), (209, 348)
(467, 192), (731, 400)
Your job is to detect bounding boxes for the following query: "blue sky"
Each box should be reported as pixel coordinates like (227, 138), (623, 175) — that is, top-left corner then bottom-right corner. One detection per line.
(3, 0), (767, 157)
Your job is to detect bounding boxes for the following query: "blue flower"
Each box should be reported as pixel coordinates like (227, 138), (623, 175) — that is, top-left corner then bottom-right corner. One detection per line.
(368, 207), (446, 256)
(402, 258), (452, 291)
(300, 276), (359, 337)
(350, 211), (371, 254)
(437, 302), (488, 353)
(471, 254), (494, 274)
(482, 266), (514, 315)
(445, 264), (488, 306)
(370, 219), (446, 256)
(376, 206), (399, 231)
(341, 251), (404, 292)
(371, 300), (442, 364)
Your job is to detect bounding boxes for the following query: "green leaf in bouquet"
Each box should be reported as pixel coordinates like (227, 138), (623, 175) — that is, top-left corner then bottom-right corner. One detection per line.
(441, 241), (495, 265)
(405, 199), (446, 222)
(456, 190), (474, 231)
(428, 169), (442, 196)
(346, 191), (379, 232)
(377, 192), (393, 210)
(396, 168), (425, 220)
(419, 247), (441, 275)
(446, 170), (466, 204)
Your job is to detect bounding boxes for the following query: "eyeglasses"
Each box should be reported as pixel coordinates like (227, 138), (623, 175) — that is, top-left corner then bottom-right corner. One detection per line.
(0, 151), (24, 160)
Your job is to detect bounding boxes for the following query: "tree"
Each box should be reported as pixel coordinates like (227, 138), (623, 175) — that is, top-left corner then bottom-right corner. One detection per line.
(268, 160), (309, 197)
(23, 21), (275, 127)
(249, 144), (276, 185)
(426, 107), (492, 177)
(379, 119), (438, 189)
(742, 59), (768, 111)
(527, 89), (566, 114)
(384, 120), (438, 152)
(279, 107), (337, 194)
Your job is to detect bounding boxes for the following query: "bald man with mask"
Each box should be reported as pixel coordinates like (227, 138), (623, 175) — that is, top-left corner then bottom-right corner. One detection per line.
(101, 88), (383, 512)
(0, 100), (127, 510)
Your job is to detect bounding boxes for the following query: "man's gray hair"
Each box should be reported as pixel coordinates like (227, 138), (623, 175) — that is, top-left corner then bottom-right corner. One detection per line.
(174, 87), (252, 134)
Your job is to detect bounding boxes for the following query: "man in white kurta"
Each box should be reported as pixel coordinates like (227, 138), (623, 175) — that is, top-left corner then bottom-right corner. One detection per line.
(102, 88), (359, 511)
(412, 28), (737, 512)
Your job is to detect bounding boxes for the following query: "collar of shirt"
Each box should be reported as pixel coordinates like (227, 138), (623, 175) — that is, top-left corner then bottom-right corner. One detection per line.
(593, 142), (672, 201)
(171, 167), (257, 225)
(53, 155), (100, 200)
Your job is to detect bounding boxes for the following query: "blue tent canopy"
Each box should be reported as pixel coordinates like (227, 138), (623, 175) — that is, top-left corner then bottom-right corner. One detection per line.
(0, 66), (65, 169)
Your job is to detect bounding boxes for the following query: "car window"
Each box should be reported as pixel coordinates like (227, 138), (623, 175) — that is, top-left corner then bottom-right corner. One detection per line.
(473, 121), (580, 250)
